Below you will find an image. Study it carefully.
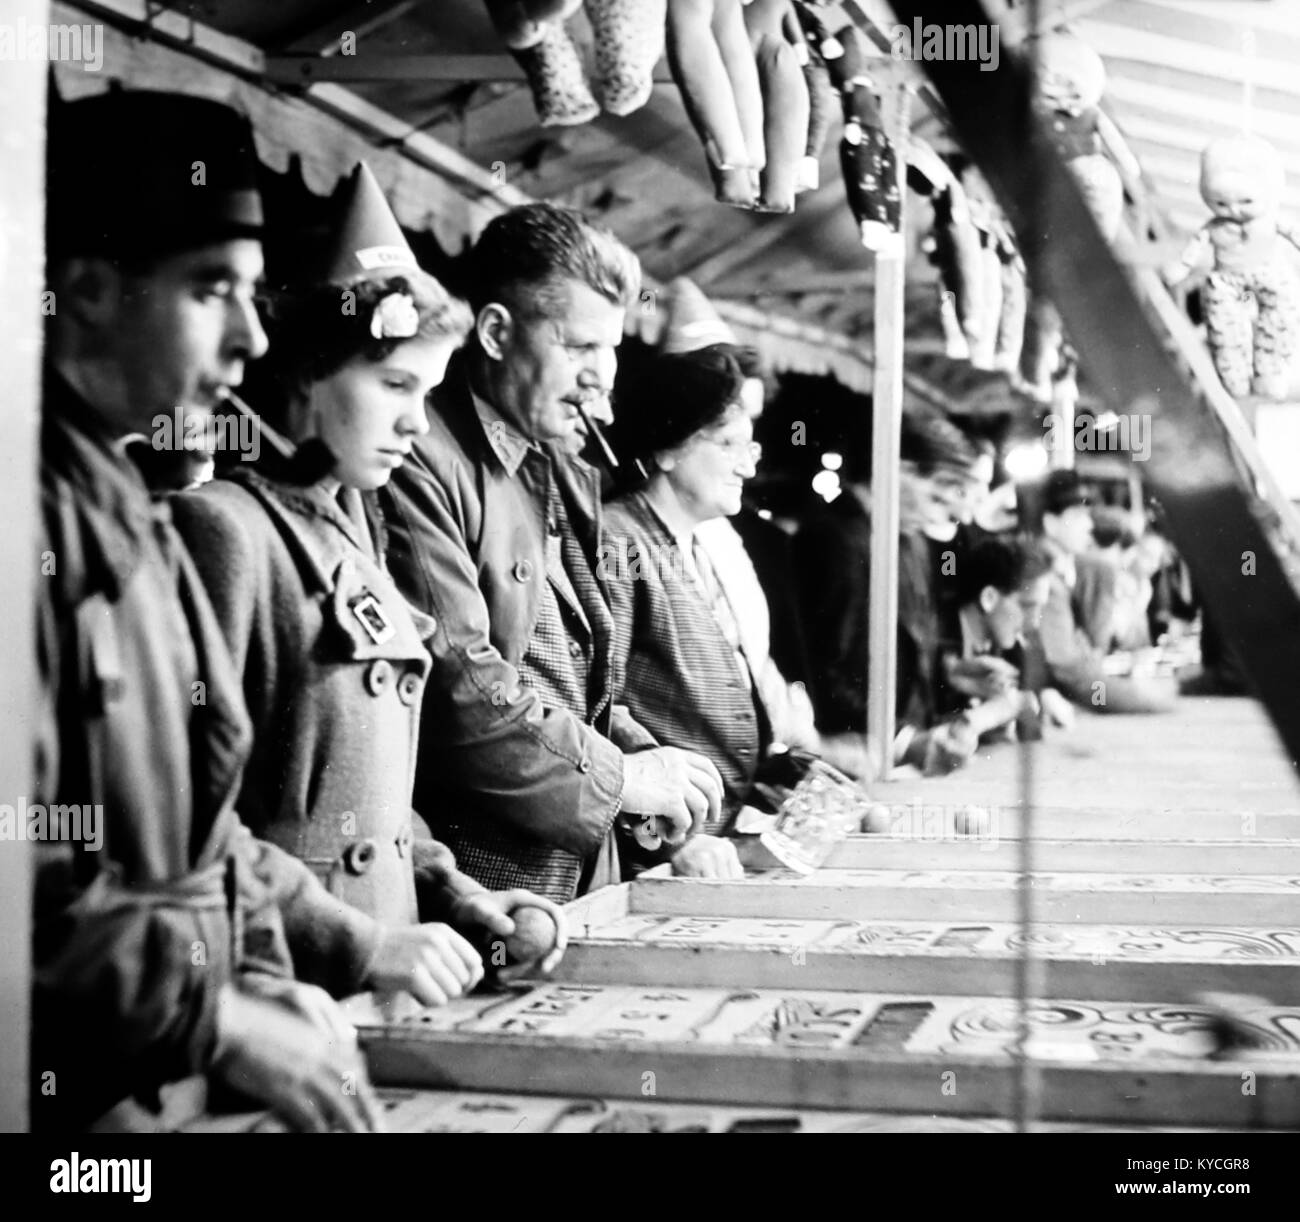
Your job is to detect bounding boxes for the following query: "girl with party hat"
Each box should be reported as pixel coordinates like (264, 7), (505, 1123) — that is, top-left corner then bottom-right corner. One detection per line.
(174, 164), (567, 1008)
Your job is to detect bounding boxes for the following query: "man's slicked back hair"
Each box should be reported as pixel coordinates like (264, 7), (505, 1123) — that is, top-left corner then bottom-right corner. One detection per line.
(467, 202), (641, 320)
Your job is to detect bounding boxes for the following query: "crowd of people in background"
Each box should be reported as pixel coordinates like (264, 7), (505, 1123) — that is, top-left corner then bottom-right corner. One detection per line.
(34, 88), (1202, 1133)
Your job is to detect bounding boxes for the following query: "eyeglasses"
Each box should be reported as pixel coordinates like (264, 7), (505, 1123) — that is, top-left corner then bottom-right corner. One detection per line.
(701, 435), (762, 465)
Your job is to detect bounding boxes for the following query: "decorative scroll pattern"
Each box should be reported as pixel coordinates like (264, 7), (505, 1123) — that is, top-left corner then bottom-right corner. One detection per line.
(584, 916), (1300, 961)
(905, 999), (1300, 1060)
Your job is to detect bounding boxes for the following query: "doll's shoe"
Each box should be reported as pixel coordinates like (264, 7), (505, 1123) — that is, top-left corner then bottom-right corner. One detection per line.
(515, 22), (600, 126)
(1252, 372), (1291, 400)
(712, 164), (759, 208)
(859, 219), (901, 251)
(485, 0), (583, 50)
(795, 155), (820, 193)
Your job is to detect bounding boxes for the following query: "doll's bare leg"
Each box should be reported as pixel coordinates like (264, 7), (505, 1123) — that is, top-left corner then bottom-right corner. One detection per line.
(1067, 154), (1124, 241)
(1203, 271), (1256, 398)
(667, 0), (756, 205)
(713, 0), (767, 176)
(748, 6), (810, 213)
(969, 238), (1003, 369)
(995, 256), (1027, 375)
(1250, 268), (1300, 400)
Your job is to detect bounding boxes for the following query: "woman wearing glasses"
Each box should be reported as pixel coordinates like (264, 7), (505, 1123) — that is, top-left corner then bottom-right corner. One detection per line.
(602, 347), (769, 879)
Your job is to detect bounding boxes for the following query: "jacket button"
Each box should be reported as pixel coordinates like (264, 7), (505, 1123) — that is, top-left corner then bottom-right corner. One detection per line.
(364, 659), (393, 696)
(397, 670), (423, 706)
(344, 839), (378, 875)
(395, 826), (413, 858)
(513, 559), (534, 582)
(568, 640), (583, 658)
(578, 757), (592, 773)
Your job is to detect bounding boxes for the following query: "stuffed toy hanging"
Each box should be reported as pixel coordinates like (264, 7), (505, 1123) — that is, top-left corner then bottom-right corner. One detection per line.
(833, 26), (900, 250)
(798, 48), (836, 193)
(1019, 295), (1066, 404)
(666, 0), (767, 208)
(484, 0), (584, 48)
(1165, 135), (1300, 400)
(1032, 32), (1136, 241)
(584, 0), (667, 117)
(510, 18), (600, 126)
(743, 0), (811, 213)
(962, 170), (1004, 370)
(994, 223), (1027, 376)
(927, 179), (984, 360)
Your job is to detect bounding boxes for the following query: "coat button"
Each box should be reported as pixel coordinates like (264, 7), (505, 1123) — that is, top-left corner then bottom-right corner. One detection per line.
(364, 659), (393, 696)
(397, 670), (423, 706)
(344, 839), (378, 875)
(395, 826), (413, 858)
(578, 757), (592, 773)
(513, 559), (534, 582)
(568, 640), (583, 658)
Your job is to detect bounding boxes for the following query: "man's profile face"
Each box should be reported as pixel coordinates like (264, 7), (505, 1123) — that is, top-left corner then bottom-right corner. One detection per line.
(984, 572), (1051, 651)
(1045, 503), (1094, 556)
(496, 279), (625, 445)
(109, 238), (268, 434)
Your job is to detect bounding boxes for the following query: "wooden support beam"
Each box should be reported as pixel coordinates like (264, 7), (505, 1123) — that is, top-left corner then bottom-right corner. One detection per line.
(866, 84), (911, 779)
(554, 919), (1300, 1002)
(266, 53), (677, 86)
(0, 0), (46, 1135)
(279, 0), (419, 55)
(819, 834), (1300, 875)
(357, 988), (1300, 1127)
(631, 868), (1300, 925)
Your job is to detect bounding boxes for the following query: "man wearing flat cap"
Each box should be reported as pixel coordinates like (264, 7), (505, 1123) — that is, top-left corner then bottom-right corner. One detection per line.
(36, 89), (405, 1132)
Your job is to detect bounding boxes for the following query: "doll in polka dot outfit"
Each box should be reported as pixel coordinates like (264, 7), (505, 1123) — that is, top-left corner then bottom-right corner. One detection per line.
(1166, 135), (1300, 400)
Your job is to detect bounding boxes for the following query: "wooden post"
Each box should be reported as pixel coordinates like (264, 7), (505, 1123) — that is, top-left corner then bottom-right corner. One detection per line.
(0, 0), (49, 1133)
(866, 80), (911, 780)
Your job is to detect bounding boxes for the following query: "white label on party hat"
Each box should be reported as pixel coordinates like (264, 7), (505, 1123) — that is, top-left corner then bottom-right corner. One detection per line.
(355, 245), (413, 269)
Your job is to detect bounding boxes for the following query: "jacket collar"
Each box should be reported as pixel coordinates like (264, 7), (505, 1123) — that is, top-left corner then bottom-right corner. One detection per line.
(41, 371), (162, 601)
(470, 385), (534, 478)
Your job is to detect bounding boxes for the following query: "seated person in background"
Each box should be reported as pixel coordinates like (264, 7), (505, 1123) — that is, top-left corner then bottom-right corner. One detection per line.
(935, 535), (1075, 741)
(794, 410), (979, 776)
(603, 347), (767, 879)
(1074, 507), (1151, 653)
(1034, 470), (1176, 713)
(174, 165), (566, 1004)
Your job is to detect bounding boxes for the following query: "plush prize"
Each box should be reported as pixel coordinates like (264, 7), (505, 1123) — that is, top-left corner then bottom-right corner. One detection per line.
(928, 179), (985, 360)
(585, 0), (667, 117)
(831, 26), (901, 250)
(510, 15), (600, 126)
(798, 49), (837, 193)
(667, 0), (767, 207)
(1165, 135), (1300, 400)
(1033, 32), (1134, 240)
(484, 0), (584, 48)
(743, 0), (811, 213)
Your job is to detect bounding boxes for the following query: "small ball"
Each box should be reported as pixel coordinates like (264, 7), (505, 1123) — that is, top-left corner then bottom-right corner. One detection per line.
(505, 905), (559, 965)
(860, 803), (893, 834)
